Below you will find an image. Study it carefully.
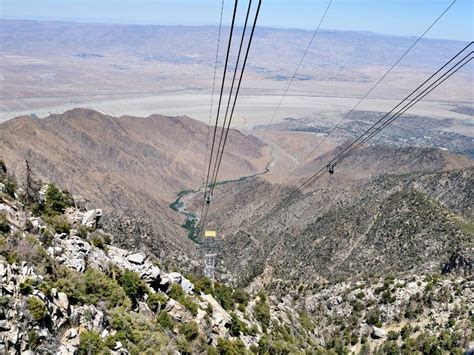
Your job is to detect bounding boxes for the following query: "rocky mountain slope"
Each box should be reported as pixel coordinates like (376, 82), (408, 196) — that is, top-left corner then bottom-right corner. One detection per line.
(1, 163), (472, 354)
(195, 147), (473, 287)
(0, 108), (270, 268)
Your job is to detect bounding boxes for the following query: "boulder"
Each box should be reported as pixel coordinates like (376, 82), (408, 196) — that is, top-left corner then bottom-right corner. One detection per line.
(371, 326), (386, 339)
(57, 292), (69, 313)
(127, 252), (146, 265)
(81, 209), (102, 229)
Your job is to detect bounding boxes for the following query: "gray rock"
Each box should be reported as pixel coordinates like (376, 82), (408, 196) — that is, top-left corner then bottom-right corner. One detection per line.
(127, 252), (146, 265)
(81, 209), (102, 229)
(371, 326), (386, 339)
(57, 292), (69, 313)
(0, 320), (11, 331)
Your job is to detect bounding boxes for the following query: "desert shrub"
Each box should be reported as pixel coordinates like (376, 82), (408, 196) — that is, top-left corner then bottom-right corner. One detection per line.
(400, 325), (412, 340)
(232, 288), (250, 306)
(216, 337), (246, 355)
(176, 336), (192, 354)
(254, 291), (271, 331)
(78, 330), (108, 355)
(299, 311), (315, 332)
(146, 292), (168, 312)
(77, 226), (90, 239)
(89, 232), (106, 249)
(157, 311), (175, 330)
(366, 307), (382, 327)
(229, 312), (243, 336)
(44, 183), (72, 216)
(0, 213), (10, 234)
(3, 177), (17, 198)
(19, 278), (36, 295)
(213, 282), (234, 310)
(168, 283), (185, 300)
(53, 267), (129, 309)
(28, 296), (47, 321)
(187, 274), (212, 294)
(117, 269), (148, 305)
(27, 330), (40, 350)
(387, 330), (399, 341)
(181, 321), (199, 341)
(43, 214), (70, 234)
(180, 296), (198, 316)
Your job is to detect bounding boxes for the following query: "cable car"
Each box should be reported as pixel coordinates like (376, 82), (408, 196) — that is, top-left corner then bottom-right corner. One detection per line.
(206, 195), (211, 205)
(327, 164), (335, 175)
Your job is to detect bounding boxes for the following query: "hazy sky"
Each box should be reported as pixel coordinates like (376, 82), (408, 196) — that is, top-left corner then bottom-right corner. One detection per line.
(1, 0), (472, 41)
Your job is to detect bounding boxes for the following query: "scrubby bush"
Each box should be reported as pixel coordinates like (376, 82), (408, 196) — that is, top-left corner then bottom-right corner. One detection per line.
(216, 337), (246, 355)
(78, 330), (107, 355)
(117, 269), (148, 306)
(28, 296), (47, 321)
(27, 330), (40, 350)
(168, 283), (185, 300)
(213, 282), (234, 310)
(146, 292), (168, 312)
(366, 307), (382, 327)
(254, 291), (271, 332)
(181, 321), (199, 341)
(19, 278), (35, 295)
(3, 177), (17, 198)
(157, 311), (175, 330)
(0, 213), (10, 234)
(180, 296), (198, 316)
(89, 231), (111, 249)
(44, 183), (72, 216)
(43, 214), (70, 234)
(53, 267), (129, 308)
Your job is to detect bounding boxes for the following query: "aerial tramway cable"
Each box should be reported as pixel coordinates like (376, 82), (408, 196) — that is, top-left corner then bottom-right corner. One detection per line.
(274, 0), (457, 186)
(200, 0), (239, 223)
(201, 0), (225, 207)
(257, 43), (473, 224)
(209, 0), (262, 196)
(209, 0), (254, 196)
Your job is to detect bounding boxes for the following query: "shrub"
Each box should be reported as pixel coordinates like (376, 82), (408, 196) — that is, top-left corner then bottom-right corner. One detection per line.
(168, 283), (185, 300)
(187, 275), (212, 294)
(232, 288), (250, 306)
(400, 325), (412, 340)
(3, 177), (17, 198)
(180, 296), (198, 316)
(53, 267), (129, 309)
(27, 330), (39, 350)
(78, 330), (107, 355)
(146, 292), (168, 312)
(217, 337), (246, 355)
(0, 160), (6, 174)
(28, 296), (47, 321)
(0, 213), (10, 234)
(366, 307), (382, 327)
(118, 269), (148, 305)
(181, 321), (199, 341)
(157, 311), (175, 330)
(44, 183), (72, 215)
(213, 282), (234, 310)
(19, 278), (35, 295)
(77, 226), (90, 239)
(230, 312), (243, 336)
(387, 330), (399, 341)
(43, 214), (70, 234)
(254, 292), (271, 332)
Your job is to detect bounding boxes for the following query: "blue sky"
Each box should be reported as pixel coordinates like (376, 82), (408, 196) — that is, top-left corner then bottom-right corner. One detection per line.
(1, 0), (472, 41)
